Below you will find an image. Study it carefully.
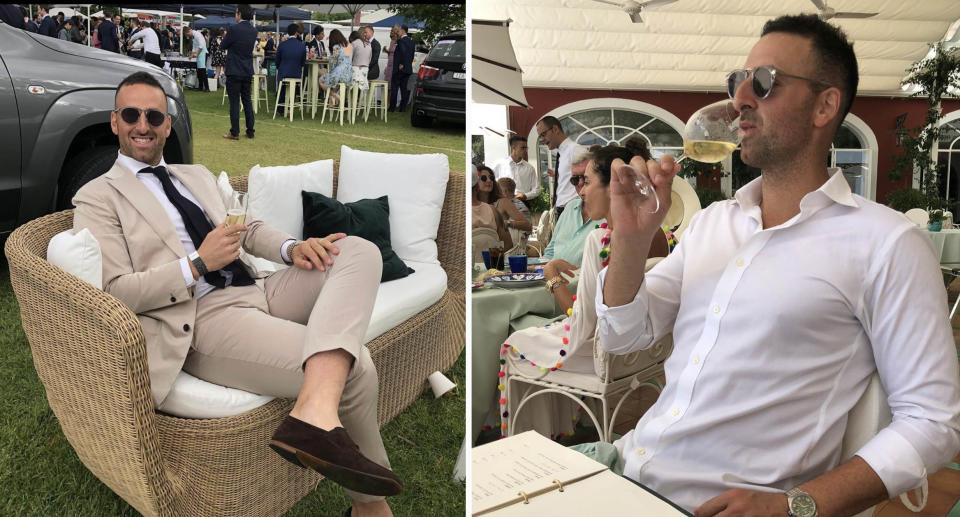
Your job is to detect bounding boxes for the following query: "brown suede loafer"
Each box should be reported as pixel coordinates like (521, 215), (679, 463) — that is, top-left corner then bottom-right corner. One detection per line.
(270, 415), (403, 496)
(222, 133), (239, 140)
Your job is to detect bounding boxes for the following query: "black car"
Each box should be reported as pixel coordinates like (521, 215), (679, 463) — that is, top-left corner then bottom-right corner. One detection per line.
(410, 31), (465, 128)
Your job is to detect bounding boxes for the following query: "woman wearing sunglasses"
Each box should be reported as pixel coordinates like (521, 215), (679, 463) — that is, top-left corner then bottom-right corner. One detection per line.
(472, 166), (513, 252)
(496, 138), (667, 440)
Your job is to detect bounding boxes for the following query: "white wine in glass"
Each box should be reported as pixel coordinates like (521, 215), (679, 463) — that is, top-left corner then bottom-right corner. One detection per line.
(225, 208), (246, 226)
(677, 99), (741, 164)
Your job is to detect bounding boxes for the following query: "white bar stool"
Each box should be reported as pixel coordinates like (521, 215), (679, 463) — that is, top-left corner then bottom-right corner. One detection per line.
(273, 77), (304, 122)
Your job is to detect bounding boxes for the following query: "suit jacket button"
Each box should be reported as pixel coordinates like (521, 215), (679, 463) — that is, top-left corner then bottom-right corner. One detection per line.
(170, 296), (176, 303)
(183, 324), (190, 332)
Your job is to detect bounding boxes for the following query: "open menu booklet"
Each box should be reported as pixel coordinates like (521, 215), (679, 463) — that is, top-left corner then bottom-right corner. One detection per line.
(472, 431), (692, 516)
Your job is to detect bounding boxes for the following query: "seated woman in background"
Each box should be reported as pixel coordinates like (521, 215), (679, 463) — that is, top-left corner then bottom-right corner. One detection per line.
(497, 137), (668, 440)
(472, 165), (513, 252)
(495, 177), (533, 252)
(321, 29), (353, 107)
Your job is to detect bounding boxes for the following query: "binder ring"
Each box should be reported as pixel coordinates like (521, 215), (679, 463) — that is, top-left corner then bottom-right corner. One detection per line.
(552, 479), (565, 492)
(518, 491), (530, 504)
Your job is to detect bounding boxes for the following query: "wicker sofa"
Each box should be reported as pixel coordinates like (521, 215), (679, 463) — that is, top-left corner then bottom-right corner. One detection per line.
(4, 167), (465, 517)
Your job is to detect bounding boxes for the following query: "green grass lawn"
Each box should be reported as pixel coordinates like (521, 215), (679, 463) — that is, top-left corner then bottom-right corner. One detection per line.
(183, 89), (466, 176)
(0, 88), (467, 516)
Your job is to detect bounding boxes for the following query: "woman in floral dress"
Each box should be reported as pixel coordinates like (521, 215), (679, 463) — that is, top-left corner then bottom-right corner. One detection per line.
(321, 29), (354, 107)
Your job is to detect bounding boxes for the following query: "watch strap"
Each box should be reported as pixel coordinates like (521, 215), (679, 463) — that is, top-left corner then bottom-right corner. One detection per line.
(189, 251), (208, 276)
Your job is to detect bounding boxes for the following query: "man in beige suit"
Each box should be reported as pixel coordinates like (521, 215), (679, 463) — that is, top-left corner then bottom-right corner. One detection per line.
(73, 71), (399, 517)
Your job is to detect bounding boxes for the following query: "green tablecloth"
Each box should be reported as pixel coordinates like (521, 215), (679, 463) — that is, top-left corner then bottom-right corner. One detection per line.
(470, 273), (580, 443)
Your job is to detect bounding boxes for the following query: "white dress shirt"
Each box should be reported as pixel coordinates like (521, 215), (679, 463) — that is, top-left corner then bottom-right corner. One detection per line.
(595, 168), (960, 511)
(492, 157), (540, 200)
(555, 138), (585, 208)
(129, 26), (160, 55)
(116, 153), (295, 300)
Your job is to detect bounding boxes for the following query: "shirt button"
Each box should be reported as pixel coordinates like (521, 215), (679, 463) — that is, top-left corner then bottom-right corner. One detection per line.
(672, 408), (680, 416)
(693, 356), (700, 364)
(713, 305), (720, 314)
(736, 258), (744, 267)
(637, 447), (646, 456)
(183, 323), (190, 332)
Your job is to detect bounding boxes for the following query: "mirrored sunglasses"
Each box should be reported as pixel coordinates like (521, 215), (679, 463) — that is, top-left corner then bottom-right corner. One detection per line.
(725, 65), (832, 100)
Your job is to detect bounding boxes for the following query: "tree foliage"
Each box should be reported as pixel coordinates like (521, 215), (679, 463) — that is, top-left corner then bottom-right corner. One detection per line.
(888, 42), (960, 211)
(388, 3), (465, 46)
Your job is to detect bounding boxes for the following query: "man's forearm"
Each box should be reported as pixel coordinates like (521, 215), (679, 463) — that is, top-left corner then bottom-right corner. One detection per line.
(602, 231), (652, 307)
(799, 456), (888, 517)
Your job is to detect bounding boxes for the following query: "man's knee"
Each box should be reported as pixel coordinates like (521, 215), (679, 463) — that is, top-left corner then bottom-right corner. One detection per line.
(338, 236), (382, 270)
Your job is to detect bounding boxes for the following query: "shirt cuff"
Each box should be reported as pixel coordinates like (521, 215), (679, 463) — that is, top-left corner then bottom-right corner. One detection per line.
(854, 427), (928, 498)
(281, 239), (297, 263)
(595, 267), (648, 335)
(180, 256), (196, 288)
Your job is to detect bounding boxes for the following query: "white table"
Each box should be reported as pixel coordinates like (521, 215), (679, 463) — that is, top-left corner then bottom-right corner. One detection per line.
(926, 229), (960, 263)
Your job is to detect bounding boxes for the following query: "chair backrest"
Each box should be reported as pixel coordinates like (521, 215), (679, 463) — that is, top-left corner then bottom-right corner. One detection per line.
(665, 177), (702, 239)
(841, 372), (891, 461)
(904, 208), (929, 227)
(472, 227), (501, 263)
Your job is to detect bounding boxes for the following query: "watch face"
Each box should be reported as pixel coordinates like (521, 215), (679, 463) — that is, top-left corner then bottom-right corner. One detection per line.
(790, 494), (817, 517)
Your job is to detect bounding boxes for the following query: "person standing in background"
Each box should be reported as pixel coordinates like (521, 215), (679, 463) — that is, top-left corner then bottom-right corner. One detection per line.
(127, 18), (144, 60)
(389, 25), (414, 113)
(38, 7), (57, 37)
(363, 26), (381, 81)
(274, 23), (307, 117)
(220, 4), (258, 140)
(57, 19), (72, 41)
(129, 18), (162, 68)
(383, 25), (399, 108)
(187, 26), (208, 92)
(98, 12), (119, 53)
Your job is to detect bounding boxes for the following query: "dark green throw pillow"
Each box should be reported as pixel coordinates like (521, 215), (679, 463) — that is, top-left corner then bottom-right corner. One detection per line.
(301, 191), (414, 282)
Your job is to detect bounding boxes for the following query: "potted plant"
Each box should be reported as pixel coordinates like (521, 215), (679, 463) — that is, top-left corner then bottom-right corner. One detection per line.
(928, 209), (945, 232)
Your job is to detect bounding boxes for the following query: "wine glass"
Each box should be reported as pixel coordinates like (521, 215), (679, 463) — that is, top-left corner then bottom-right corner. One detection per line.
(226, 192), (247, 227)
(630, 99), (741, 213)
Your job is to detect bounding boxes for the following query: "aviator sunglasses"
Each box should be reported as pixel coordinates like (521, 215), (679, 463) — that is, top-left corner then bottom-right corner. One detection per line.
(725, 65), (833, 100)
(114, 107), (169, 127)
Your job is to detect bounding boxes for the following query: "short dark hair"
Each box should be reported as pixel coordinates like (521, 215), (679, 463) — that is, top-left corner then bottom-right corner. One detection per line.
(538, 116), (561, 131)
(287, 23), (299, 36)
(761, 14), (858, 124)
(130, 18), (139, 26)
(237, 4), (253, 21)
(103, 9), (112, 18)
(400, 24), (408, 33)
(588, 137), (651, 186)
(509, 135), (526, 147)
(115, 71), (165, 107)
(312, 25), (323, 36)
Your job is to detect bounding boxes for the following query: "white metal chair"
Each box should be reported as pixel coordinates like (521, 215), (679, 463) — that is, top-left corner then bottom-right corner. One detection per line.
(904, 208), (929, 227)
(507, 329), (674, 443)
(472, 227), (501, 264)
(664, 177), (702, 239)
(843, 373), (927, 517)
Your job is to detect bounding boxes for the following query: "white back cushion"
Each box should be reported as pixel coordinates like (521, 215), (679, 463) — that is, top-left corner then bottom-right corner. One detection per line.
(47, 228), (102, 289)
(336, 145), (449, 265)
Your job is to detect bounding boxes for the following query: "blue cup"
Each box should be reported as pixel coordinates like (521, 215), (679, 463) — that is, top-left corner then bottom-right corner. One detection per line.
(481, 250), (491, 269)
(508, 255), (527, 273)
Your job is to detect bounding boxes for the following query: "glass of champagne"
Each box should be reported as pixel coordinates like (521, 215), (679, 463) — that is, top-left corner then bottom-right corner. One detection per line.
(629, 99), (741, 213)
(226, 192), (247, 227)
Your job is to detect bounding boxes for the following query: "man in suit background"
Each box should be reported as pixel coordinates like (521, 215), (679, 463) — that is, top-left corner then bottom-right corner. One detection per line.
(220, 4), (258, 140)
(73, 71), (402, 517)
(363, 26), (381, 81)
(389, 25), (415, 112)
(37, 7), (57, 37)
(98, 11), (119, 53)
(307, 25), (326, 58)
(274, 23), (306, 117)
(264, 34), (276, 52)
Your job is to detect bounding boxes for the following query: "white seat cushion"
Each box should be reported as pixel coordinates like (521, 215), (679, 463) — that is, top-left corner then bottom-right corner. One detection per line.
(158, 371), (275, 419)
(47, 228), (102, 289)
(364, 259), (448, 342)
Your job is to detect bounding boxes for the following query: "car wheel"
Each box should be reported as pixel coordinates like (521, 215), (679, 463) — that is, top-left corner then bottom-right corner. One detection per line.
(411, 110), (434, 128)
(58, 144), (120, 209)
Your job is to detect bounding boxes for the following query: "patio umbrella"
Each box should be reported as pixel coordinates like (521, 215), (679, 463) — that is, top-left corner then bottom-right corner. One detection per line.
(472, 19), (529, 108)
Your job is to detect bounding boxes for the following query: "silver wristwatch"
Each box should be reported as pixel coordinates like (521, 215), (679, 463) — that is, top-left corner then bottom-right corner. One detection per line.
(188, 251), (208, 276)
(786, 487), (818, 517)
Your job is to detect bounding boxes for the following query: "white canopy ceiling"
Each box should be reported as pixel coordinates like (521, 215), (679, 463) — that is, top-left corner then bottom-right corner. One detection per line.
(471, 0), (960, 96)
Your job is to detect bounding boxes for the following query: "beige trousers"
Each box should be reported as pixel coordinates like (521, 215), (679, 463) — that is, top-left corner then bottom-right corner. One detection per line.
(182, 236), (387, 503)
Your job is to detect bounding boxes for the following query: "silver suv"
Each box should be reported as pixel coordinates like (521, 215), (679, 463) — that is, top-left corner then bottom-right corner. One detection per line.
(0, 20), (193, 234)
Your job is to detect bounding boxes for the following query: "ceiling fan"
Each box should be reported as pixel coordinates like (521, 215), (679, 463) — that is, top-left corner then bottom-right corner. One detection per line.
(810, 0), (878, 21)
(591, 0), (679, 24)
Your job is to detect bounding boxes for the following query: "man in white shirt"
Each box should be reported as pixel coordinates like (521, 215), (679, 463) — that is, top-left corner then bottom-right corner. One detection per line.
(536, 116), (585, 217)
(596, 14), (960, 517)
(493, 136), (541, 205)
(128, 21), (162, 68)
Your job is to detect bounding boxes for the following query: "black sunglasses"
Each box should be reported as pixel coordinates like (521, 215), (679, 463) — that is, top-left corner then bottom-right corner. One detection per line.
(479, 174), (493, 182)
(726, 66), (833, 100)
(569, 175), (585, 187)
(114, 107), (169, 127)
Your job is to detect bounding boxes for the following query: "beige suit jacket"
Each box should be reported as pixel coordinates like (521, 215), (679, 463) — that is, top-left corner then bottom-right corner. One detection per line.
(73, 161), (294, 406)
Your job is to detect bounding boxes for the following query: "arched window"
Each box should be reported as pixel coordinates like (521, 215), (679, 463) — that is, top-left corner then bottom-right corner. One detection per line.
(936, 118), (960, 210)
(528, 99), (685, 174)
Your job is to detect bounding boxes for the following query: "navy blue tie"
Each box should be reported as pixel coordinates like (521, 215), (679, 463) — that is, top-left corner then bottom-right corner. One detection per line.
(143, 166), (253, 288)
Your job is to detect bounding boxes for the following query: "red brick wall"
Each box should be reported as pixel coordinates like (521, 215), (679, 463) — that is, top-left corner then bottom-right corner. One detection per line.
(509, 88), (960, 202)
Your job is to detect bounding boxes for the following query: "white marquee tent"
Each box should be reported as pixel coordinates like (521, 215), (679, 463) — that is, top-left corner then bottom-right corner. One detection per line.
(471, 0), (960, 96)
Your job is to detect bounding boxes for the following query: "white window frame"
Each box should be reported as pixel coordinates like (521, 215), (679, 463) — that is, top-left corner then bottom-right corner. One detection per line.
(837, 113), (878, 201)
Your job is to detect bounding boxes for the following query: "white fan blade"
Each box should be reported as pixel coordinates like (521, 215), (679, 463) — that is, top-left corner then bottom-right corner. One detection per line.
(810, 0), (828, 10)
(629, 11), (644, 23)
(639, 0), (679, 8)
(834, 11), (878, 19)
